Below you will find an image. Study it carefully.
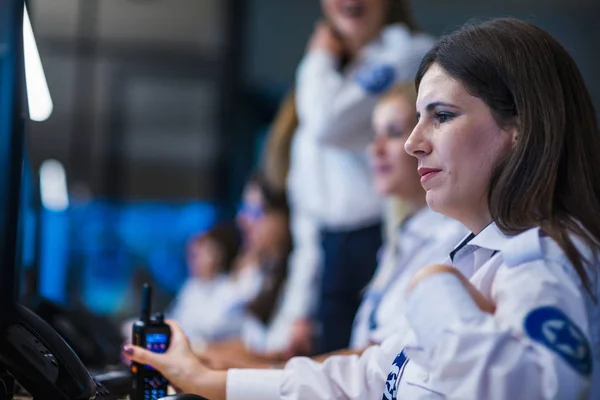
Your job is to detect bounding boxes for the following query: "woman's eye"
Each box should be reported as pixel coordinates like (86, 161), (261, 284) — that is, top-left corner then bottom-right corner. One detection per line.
(435, 112), (455, 123)
(387, 127), (404, 138)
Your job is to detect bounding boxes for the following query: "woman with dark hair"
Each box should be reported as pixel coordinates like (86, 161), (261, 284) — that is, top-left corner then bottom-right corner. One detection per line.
(123, 18), (600, 399)
(236, 172), (293, 352)
(196, 172), (293, 358)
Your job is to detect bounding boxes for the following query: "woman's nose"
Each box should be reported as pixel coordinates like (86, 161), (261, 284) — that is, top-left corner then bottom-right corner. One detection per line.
(368, 135), (386, 158)
(404, 122), (431, 157)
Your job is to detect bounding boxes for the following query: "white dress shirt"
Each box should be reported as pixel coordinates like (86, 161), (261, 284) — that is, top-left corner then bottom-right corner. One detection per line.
(274, 24), (436, 341)
(170, 266), (263, 342)
(226, 223), (600, 400)
(350, 207), (468, 349)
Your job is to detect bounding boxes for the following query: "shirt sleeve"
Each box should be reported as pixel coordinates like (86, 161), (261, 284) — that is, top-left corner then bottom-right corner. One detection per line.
(227, 369), (285, 400)
(295, 35), (432, 151)
(227, 334), (405, 400)
(404, 258), (592, 399)
(275, 209), (322, 321)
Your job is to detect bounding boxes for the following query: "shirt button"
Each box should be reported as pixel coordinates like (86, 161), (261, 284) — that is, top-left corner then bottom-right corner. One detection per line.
(423, 372), (430, 382)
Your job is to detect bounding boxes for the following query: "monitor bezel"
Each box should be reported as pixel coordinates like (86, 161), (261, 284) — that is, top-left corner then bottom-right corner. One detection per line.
(0, 0), (27, 319)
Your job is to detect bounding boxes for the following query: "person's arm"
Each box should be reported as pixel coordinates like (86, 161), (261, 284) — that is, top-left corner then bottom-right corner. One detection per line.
(200, 345), (368, 371)
(404, 255), (592, 399)
(227, 334), (404, 400)
(196, 345), (284, 370)
(274, 210), (322, 357)
(123, 318), (403, 400)
(262, 347), (368, 369)
(296, 28), (434, 151)
(310, 347), (366, 363)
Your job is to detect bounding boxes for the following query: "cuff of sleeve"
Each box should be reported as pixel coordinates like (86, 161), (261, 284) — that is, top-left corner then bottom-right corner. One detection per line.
(226, 369), (283, 400)
(304, 50), (337, 69)
(297, 51), (338, 81)
(406, 272), (485, 350)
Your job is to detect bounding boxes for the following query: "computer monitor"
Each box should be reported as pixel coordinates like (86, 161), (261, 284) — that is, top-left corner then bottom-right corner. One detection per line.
(17, 156), (41, 306)
(0, 0), (27, 319)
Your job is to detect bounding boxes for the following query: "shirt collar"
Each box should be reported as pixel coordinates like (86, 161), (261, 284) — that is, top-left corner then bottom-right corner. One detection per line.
(450, 222), (512, 261)
(398, 207), (445, 241)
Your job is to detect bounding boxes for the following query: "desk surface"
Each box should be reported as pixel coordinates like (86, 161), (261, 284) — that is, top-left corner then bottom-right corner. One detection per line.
(14, 386), (176, 399)
(14, 397), (130, 400)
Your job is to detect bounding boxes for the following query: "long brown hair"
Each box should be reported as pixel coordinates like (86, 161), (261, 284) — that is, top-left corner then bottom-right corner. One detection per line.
(416, 18), (600, 292)
(188, 223), (241, 274)
(245, 172), (292, 324)
(260, 90), (298, 193)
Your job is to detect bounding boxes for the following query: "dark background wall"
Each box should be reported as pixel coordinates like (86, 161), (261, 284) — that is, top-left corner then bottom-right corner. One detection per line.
(21, 0), (600, 314)
(245, 0), (599, 104)
(28, 0), (600, 208)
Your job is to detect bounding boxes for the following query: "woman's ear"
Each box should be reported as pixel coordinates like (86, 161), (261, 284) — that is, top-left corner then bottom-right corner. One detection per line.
(511, 127), (519, 148)
(508, 118), (520, 148)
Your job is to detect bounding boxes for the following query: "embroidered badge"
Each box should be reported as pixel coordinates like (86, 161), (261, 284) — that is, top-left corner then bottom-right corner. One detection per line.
(382, 350), (409, 400)
(354, 64), (396, 94)
(524, 306), (592, 376)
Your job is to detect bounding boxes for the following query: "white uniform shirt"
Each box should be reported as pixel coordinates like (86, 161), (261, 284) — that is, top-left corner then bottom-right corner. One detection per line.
(168, 275), (237, 341)
(350, 207), (467, 349)
(170, 266), (263, 342)
(226, 223), (600, 400)
(276, 23), (436, 337)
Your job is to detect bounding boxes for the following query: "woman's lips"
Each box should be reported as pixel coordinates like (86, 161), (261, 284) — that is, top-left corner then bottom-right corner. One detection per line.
(418, 167), (442, 183)
(374, 164), (392, 174)
(341, 2), (365, 18)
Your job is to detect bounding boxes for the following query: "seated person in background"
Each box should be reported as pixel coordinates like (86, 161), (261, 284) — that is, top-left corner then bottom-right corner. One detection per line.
(167, 223), (241, 342)
(123, 171), (289, 346)
(121, 223), (241, 343)
(198, 172), (292, 357)
(199, 83), (468, 369)
(225, 172), (290, 305)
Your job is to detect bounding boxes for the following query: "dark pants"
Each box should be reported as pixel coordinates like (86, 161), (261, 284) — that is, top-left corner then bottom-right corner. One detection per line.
(316, 222), (382, 353)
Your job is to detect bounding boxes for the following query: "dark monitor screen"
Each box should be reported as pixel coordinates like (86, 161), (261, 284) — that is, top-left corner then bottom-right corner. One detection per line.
(18, 157), (40, 305)
(0, 0), (27, 318)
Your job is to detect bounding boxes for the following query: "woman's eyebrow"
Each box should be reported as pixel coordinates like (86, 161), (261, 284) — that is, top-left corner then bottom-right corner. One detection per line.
(425, 101), (459, 111)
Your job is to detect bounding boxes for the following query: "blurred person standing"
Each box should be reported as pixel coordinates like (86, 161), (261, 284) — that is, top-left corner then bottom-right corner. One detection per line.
(281, 0), (435, 354)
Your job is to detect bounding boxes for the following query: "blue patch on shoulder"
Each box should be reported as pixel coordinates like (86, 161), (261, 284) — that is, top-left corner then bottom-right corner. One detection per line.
(354, 64), (396, 94)
(382, 350), (409, 400)
(524, 306), (592, 376)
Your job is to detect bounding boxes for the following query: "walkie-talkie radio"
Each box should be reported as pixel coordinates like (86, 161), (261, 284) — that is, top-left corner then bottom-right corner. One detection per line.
(131, 283), (171, 400)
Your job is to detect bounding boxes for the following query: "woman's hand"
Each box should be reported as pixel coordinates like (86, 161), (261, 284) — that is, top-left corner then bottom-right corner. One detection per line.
(122, 320), (226, 399)
(198, 350), (274, 370)
(284, 318), (314, 359)
(408, 265), (496, 314)
(308, 21), (344, 56)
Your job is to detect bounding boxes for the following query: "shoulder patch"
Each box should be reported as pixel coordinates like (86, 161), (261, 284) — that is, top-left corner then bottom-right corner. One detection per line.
(524, 306), (592, 376)
(501, 228), (543, 267)
(354, 64), (396, 94)
(382, 350), (409, 400)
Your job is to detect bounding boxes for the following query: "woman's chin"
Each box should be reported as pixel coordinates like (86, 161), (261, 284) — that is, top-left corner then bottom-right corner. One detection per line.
(374, 182), (393, 197)
(425, 190), (446, 214)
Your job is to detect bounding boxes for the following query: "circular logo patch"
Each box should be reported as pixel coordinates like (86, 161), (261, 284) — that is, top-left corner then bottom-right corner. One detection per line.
(524, 306), (592, 376)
